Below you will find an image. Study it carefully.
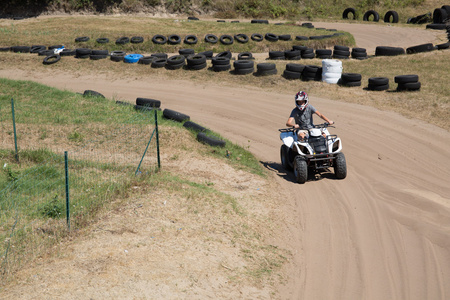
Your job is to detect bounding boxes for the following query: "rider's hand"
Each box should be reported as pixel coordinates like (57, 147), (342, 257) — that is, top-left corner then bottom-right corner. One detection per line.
(328, 120), (334, 125)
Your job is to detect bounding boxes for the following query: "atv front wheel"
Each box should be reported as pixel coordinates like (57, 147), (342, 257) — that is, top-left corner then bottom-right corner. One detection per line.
(280, 145), (292, 171)
(334, 152), (347, 179)
(294, 156), (308, 183)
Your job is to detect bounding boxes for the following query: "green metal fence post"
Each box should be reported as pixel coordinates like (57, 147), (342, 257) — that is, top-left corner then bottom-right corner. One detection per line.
(11, 98), (19, 163)
(155, 109), (161, 170)
(64, 151), (70, 231)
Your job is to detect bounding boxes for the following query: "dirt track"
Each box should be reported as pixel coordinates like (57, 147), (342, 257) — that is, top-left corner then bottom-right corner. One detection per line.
(1, 21), (449, 299)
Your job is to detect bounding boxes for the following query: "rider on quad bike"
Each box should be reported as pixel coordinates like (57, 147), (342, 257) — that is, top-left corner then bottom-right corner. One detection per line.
(280, 91), (347, 183)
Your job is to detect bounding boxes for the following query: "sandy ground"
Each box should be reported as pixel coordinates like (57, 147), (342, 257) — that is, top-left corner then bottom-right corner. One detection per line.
(1, 21), (450, 299)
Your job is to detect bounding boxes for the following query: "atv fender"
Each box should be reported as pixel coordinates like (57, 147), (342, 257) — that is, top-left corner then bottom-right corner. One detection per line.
(280, 131), (296, 148)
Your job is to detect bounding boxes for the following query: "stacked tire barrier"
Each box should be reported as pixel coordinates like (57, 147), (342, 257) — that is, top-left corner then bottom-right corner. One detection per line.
(282, 63), (305, 80)
(233, 60), (254, 75)
(186, 54), (207, 70)
(254, 63), (277, 76)
(165, 55), (186, 70)
(368, 77), (389, 91)
(211, 57), (231, 72)
(302, 65), (322, 81)
(321, 59), (342, 84)
(351, 47), (368, 59)
(339, 73), (362, 87)
(333, 45), (350, 59)
(395, 75), (421, 91)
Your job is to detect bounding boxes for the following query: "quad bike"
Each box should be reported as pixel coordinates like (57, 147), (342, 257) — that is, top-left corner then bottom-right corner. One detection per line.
(279, 123), (347, 183)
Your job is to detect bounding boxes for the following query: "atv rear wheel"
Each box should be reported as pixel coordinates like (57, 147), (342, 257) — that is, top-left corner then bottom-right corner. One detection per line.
(334, 152), (347, 179)
(294, 156), (308, 183)
(280, 145), (292, 171)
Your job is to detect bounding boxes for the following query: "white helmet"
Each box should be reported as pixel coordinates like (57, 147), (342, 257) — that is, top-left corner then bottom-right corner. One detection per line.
(295, 91), (309, 111)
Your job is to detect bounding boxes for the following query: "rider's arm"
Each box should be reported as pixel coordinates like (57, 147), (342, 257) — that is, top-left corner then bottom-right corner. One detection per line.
(286, 117), (299, 128)
(315, 111), (334, 125)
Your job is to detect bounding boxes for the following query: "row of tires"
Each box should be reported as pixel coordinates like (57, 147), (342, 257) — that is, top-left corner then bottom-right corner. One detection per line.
(113, 95), (227, 147)
(342, 8), (400, 23)
(73, 31), (344, 46)
(342, 5), (450, 24)
(269, 45), (367, 60)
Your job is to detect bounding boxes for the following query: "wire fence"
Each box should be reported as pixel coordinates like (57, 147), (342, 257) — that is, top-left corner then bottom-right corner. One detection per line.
(0, 97), (160, 283)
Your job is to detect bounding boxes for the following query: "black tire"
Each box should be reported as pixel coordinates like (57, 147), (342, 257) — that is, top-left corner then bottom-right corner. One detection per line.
(280, 145), (292, 170)
(433, 8), (448, 24)
(204, 34), (218, 44)
(187, 16), (199, 21)
(75, 48), (91, 58)
(265, 33), (279, 42)
(60, 49), (76, 56)
(334, 153), (347, 179)
(165, 61), (185, 70)
(251, 19), (269, 24)
(186, 61), (207, 70)
(131, 36), (144, 44)
(426, 23), (446, 30)
(352, 47), (366, 53)
(283, 70), (302, 80)
(251, 33), (264, 41)
(212, 64), (231, 72)
(436, 42), (450, 50)
(152, 35), (167, 45)
(343, 7), (357, 20)
(363, 10), (380, 22)
(255, 68), (277, 76)
(384, 10), (399, 23)
(212, 57), (230, 65)
(198, 50), (213, 59)
(268, 51), (285, 60)
(168, 34), (181, 45)
(351, 51), (368, 59)
(340, 80), (361, 87)
(43, 54), (61, 65)
(333, 49), (351, 57)
(233, 67), (254, 75)
(163, 108), (190, 122)
(394, 74), (419, 84)
(256, 63), (276, 71)
(178, 48), (195, 58)
(30, 45), (46, 53)
(397, 82), (421, 91)
(301, 52), (315, 59)
(315, 49), (332, 57)
(115, 37), (130, 45)
(375, 46), (405, 56)
(285, 49), (301, 59)
(111, 54), (124, 62)
(96, 37), (109, 44)
(167, 55), (186, 65)
(184, 35), (198, 45)
(234, 60), (254, 69)
(0, 46), (11, 52)
(136, 97), (161, 108)
(279, 34), (291, 41)
(219, 34), (233, 45)
(237, 52), (253, 60)
(406, 43), (435, 54)
(215, 51), (232, 59)
(90, 54), (107, 60)
(234, 33), (249, 43)
(286, 63), (305, 73)
(183, 121), (208, 132)
(342, 73), (362, 82)
(295, 35), (309, 41)
(11, 46), (31, 53)
(38, 50), (54, 56)
(293, 156), (308, 184)
(151, 58), (167, 68)
(369, 77), (389, 86)
(368, 83), (389, 91)
(197, 132), (226, 147)
(75, 36), (90, 42)
(187, 54), (207, 65)
(91, 49), (108, 56)
(138, 56), (154, 65)
(83, 90), (105, 98)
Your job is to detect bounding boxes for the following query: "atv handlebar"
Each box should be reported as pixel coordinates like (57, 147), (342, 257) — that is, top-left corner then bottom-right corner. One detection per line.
(278, 122), (334, 132)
